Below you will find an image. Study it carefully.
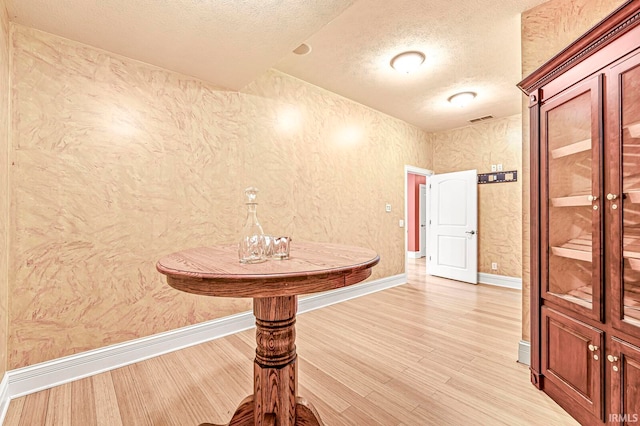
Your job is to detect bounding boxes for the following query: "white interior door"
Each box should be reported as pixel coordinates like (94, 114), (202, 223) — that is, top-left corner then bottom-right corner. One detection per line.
(428, 169), (478, 284)
(419, 184), (427, 257)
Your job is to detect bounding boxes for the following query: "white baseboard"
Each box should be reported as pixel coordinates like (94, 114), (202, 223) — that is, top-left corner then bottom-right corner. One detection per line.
(0, 273), (406, 423)
(0, 374), (9, 424)
(407, 251), (422, 259)
(518, 340), (531, 365)
(478, 272), (522, 290)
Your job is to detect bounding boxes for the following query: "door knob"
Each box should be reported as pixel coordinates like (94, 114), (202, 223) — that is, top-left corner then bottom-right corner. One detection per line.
(588, 344), (598, 352)
(607, 354), (619, 363)
(607, 193), (618, 200)
(465, 230), (476, 235)
(588, 195), (598, 201)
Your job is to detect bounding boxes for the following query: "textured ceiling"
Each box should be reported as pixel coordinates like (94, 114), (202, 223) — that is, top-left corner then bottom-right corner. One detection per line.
(6, 0), (356, 90)
(6, 0), (549, 132)
(276, 0), (550, 131)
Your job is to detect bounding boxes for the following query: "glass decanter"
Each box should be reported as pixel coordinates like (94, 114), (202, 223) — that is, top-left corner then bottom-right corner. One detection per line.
(238, 187), (267, 263)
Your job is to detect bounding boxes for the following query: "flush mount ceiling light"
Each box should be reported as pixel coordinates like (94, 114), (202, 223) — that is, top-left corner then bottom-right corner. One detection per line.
(448, 91), (477, 107)
(390, 51), (425, 74)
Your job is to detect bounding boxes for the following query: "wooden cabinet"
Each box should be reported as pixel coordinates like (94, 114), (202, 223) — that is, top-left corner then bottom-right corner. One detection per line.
(519, 2), (640, 424)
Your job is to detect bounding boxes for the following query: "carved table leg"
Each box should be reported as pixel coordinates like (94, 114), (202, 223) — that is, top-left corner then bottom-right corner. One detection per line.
(253, 296), (298, 426)
(202, 295), (324, 426)
(253, 296), (323, 426)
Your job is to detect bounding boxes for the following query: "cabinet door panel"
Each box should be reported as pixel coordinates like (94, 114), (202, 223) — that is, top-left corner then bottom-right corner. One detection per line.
(607, 49), (640, 337)
(540, 75), (603, 321)
(609, 338), (640, 425)
(541, 307), (603, 419)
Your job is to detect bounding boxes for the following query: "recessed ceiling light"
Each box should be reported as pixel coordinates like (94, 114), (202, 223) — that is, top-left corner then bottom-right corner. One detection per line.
(448, 92), (477, 107)
(293, 43), (312, 55)
(390, 51), (425, 74)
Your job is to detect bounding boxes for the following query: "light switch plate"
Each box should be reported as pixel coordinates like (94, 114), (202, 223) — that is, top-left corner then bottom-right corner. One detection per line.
(497, 164), (503, 171)
(385, 203), (391, 212)
(491, 164), (497, 172)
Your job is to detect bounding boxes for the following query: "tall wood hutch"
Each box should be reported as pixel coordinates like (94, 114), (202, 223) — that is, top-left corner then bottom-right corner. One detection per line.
(518, 2), (640, 424)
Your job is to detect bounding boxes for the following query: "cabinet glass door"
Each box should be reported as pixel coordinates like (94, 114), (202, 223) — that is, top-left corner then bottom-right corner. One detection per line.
(609, 52), (640, 333)
(541, 76), (602, 321)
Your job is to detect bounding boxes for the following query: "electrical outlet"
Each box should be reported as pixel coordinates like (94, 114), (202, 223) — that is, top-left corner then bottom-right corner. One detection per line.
(491, 164), (497, 172)
(399, 219), (404, 227)
(497, 164), (503, 171)
(491, 262), (498, 270)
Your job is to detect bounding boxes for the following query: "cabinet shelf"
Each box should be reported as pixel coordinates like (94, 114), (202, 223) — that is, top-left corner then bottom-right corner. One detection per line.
(626, 190), (640, 203)
(564, 285), (593, 308)
(624, 228), (640, 261)
(551, 235), (592, 262)
(625, 284), (640, 322)
(551, 233), (640, 264)
(624, 248), (640, 260)
(626, 306), (640, 323)
(625, 121), (640, 139)
(565, 285), (640, 321)
(550, 138), (591, 159)
(550, 195), (591, 207)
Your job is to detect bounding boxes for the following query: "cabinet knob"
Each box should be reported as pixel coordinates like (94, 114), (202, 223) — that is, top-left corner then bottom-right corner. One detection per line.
(607, 193), (618, 200)
(607, 354), (619, 363)
(588, 195), (598, 202)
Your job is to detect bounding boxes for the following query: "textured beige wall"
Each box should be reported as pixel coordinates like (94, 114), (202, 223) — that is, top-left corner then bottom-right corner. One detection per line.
(520, 0), (627, 341)
(432, 115), (522, 278)
(0, 0), (9, 378)
(8, 25), (432, 368)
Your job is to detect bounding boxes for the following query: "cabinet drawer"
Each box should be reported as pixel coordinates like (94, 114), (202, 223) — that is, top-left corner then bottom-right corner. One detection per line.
(541, 307), (603, 420)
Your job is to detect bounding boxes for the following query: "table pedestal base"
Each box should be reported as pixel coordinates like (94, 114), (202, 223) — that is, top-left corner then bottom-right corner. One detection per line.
(201, 296), (324, 426)
(199, 396), (322, 426)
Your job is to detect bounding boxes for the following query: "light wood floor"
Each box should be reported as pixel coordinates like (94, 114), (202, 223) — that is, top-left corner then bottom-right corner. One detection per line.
(4, 258), (578, 425)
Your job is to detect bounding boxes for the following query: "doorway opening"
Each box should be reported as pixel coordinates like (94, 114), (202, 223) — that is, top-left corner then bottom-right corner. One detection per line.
(404, 165), (433, 272)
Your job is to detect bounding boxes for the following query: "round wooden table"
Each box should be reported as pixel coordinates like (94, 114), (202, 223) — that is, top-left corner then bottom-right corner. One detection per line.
(156, 241), (380, 426)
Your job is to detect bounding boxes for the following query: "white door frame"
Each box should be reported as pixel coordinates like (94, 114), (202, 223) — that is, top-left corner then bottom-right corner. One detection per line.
(404, 165), (434, 272)
(419, 183), (427, 257)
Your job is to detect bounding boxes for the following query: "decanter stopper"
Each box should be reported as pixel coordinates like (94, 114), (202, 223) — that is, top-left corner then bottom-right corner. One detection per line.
(238, 187), (267, 263)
